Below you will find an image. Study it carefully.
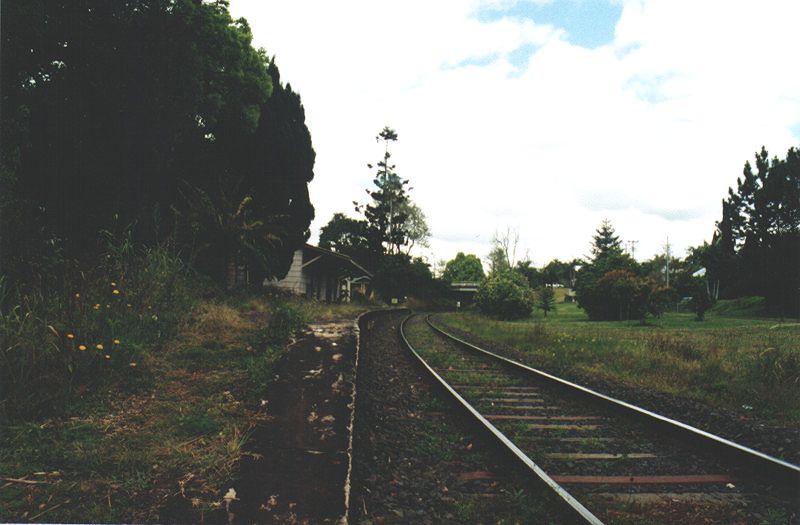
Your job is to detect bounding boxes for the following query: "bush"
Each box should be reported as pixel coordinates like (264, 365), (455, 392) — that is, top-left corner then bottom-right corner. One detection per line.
(475, 272), (535, 320)
(250, 303), (307, 351)
(689, 278), (713, 321)
(577, 269), (668, 322)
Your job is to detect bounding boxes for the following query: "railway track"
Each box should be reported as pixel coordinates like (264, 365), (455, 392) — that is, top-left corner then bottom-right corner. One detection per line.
(400, 313), (799, 524)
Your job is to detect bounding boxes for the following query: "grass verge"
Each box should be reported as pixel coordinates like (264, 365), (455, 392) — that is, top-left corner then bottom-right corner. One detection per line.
(437, 303), (800, 426)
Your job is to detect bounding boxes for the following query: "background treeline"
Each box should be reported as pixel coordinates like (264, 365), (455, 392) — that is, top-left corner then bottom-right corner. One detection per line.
(463, 146), (799, 321)
(0, 0), (316, 419)
(2, 0), (315, 288)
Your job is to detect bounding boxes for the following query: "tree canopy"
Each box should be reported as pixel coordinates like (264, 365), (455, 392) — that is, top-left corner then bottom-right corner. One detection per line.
(1, 0), (315, 285)
(702, 147), (799, 315)
(442, 252), (485, 283)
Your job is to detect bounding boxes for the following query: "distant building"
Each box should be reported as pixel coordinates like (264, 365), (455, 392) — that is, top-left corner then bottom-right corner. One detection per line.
(270, 244), (372, 302)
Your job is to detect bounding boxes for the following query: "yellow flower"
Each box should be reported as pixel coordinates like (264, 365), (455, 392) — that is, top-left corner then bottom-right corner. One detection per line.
(66, 333), (75, 339)
(96, 343), (104, 350)
(105, 354), (111, 360)
(105, 304), (110, 308)
(78, 344), (87, 351)
(113, 339), (120, 345)
(129, 362), (137, 368)
(111, 282), (117, 287)
(93, 303), (100, 310)
(75, 293), (80, 299)
(112, 289), (120, 295)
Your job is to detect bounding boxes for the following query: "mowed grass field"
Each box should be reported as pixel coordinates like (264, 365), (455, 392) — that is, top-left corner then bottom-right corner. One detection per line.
(438, 298), (800, 426)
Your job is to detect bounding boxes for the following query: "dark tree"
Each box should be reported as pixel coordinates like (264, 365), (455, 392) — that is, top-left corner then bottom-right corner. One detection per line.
(590, 219), (624, 260)
(574, 220), (640, 320)
(319, 213), (371, 266)
(1, 1), (316, 285)
(705, 147), (800, 315)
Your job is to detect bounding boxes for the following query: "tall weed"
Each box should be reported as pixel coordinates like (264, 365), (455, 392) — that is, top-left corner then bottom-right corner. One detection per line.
(0, 232), (195, 421)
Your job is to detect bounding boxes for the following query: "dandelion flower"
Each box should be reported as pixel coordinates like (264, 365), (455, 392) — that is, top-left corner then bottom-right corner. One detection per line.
(78, 344), (87, 351)
(67, 333), (75, 339)
(111, 282), (116, 287)
(129, 362), (137, 368)
(105, 304), (110, 308)
(96, 343), (104, 350)
(94, 303), (100, 310)
(105, 354), (111, 360)
(75, 293), (80, 298)
(112, 289), (120, 295)
(113, 339), (120, 345)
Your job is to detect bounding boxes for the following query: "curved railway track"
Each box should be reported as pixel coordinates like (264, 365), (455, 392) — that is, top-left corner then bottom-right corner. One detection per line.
(399, 313), (799, 524)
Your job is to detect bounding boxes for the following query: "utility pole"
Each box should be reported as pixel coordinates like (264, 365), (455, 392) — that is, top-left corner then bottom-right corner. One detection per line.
(626, 240), (638, 260)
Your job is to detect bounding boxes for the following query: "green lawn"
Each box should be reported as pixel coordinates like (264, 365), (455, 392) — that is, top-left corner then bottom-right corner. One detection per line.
(437, 301), (800, 426)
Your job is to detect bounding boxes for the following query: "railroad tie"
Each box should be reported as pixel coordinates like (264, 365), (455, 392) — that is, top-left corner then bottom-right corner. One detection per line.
(551, 474), (738, 485)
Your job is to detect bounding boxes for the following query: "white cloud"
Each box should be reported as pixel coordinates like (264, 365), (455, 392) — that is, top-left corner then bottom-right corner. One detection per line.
(230, 0), (800, 265)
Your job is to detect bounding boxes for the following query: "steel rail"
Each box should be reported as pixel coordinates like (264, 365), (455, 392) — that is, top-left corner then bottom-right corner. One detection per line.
(426, 315), (800, 491)
(398, 313), (605, 525)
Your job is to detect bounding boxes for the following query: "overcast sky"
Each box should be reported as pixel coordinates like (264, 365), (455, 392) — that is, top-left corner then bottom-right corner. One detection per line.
(229, 0), (800, 267)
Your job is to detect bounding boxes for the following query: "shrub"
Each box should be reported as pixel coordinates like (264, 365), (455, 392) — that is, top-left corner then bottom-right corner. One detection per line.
(250, 303), (306, 351)
(577, 269), (667, 322)
(689, 277), (713, 321)
(475, 271), (535, 320)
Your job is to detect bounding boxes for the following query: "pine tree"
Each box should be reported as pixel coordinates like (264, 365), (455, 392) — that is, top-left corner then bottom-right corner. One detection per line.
(538, 286), (556, 317)
(590, 219), (623, 261)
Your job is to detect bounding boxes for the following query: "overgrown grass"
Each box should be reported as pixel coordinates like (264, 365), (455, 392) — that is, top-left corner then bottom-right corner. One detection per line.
(0, 240), (369, 522)
(0, 233), (196, 421)
(438, 303), (800, 425)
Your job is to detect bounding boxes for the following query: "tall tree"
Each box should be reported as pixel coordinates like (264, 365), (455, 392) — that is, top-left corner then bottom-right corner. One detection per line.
(707, 147), (800, 314)
(357, 126), (415, 256)
(1, 1), (316, 285)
